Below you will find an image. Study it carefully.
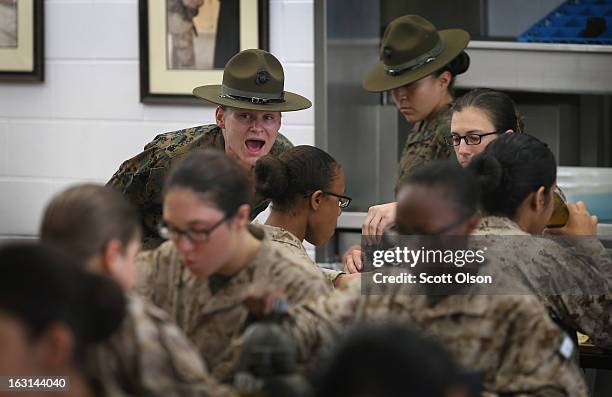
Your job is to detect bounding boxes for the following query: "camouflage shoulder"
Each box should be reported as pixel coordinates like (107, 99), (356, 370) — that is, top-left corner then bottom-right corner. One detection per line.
(270, 132), (294, 156)
(431, 104), (453, 133)
(108, 124), (219, 184)
(145, 124), (223, 158)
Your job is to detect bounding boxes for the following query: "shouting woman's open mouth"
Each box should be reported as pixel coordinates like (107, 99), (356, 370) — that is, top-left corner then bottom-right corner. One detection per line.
(245, 138), (266, 155)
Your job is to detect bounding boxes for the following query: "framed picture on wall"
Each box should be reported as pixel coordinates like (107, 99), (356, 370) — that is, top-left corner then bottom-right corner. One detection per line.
(139, 0), (269, 104)
(0, 0), (44, 82)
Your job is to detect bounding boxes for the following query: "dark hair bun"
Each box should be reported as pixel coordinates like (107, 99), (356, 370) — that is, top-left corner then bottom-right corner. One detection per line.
(468, 153), (503, 195)
(449, 51), (470, 76)
(254, 155), (290, 200)
(82, 274), (126, 343)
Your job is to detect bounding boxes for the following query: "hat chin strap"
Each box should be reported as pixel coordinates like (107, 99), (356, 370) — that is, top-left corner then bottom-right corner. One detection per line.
(384, 40), (445, 76)
(219, 85), (286, 105)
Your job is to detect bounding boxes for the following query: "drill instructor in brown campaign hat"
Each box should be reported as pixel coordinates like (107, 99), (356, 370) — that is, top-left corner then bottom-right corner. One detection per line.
(108, 49), (312, 249)
(345, 15), (471, 273)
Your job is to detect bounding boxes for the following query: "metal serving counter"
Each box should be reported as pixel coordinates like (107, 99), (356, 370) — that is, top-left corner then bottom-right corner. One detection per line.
(336, 211), (612, 236)
(318, 212), (612, 262)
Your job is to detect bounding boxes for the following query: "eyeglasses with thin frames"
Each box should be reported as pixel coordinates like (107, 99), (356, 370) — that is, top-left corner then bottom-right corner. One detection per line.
(323, 191), (352, 209)
(157, 212), (233, 244)
(304, 191), (352, 209)
(445, 131), (505, 146)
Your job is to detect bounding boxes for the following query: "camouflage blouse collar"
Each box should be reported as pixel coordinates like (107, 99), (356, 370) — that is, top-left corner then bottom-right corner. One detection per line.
(418, 102), (453, 132)
(254, 222), (305, 252)
(476, 216), (529, 235)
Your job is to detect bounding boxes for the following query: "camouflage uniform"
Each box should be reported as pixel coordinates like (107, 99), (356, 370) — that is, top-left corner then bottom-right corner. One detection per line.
(257, 223), (343, 286)
(107, 125), (293, 249)
(474, 216), (612, 348)
(287, 278), (588, 396)
(396, 104), (454, 189)
(88, 293), (236, 397)
(135, 224), (332, 383)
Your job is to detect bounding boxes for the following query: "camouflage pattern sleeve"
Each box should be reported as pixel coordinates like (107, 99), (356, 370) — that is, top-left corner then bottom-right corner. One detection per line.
(88, 294), (238, 397)
(479, 295), (588, 396)
(285, 278), (363, 362)
(546, 237), (612, 348)
(107, 125), (224, 249)
(396, 105), (454, 190)
(285, 284), (588, 396)
(320, 268), (343, 285)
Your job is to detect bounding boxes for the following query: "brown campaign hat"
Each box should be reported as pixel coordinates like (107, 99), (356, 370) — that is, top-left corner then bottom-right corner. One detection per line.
(193, 49), (312, 112)
(363, 15), (470, 92)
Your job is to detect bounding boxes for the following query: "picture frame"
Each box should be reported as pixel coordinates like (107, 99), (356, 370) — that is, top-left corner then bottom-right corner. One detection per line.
(139, 0), (269, 104)
(0, 0), (44, 82)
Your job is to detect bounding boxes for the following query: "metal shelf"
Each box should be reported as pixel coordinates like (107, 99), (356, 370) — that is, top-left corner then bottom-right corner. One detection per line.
(456, 41), (612, 95)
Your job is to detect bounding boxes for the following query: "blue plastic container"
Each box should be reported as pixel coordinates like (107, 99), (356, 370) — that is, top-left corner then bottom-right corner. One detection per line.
(518, 0), (612, 44)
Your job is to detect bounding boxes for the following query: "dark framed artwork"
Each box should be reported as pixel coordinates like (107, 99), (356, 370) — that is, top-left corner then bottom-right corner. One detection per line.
(0, 0), (44, 82)
(139, 0), (269, 104)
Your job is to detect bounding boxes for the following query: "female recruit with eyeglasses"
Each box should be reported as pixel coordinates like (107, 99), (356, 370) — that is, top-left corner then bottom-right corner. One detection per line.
(254, 145), (359, 288)
(448, 88), (523, 166)
(136, 150), (331, 383)
(40, 184), (236, 397)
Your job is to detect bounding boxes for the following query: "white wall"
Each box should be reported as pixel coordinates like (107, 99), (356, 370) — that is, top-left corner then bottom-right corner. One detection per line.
(0, 0), (314, 237)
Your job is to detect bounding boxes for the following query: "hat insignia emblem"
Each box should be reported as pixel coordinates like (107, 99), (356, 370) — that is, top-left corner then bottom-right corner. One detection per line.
(255, 71), (271, 86)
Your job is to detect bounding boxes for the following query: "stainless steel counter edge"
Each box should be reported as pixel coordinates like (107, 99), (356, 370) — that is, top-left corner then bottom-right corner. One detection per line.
(337, 212), (612, 236)
(468, 40), (612, 53)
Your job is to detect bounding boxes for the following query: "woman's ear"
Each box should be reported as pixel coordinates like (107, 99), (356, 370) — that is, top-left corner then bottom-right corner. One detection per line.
(233, 203), (251, 228)
(436, 70), (452, 91)
(101, 239), (123, 276)
(309, 190), (324, 211)
(215, 106), (226, 129)
(533, 186), (547, 212)
(36, 323), (74, 370)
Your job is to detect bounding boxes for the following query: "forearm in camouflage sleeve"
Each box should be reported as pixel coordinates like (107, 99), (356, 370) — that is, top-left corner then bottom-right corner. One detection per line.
(551, 237), (612, 348)
(286, 281), (362, 362)
(320, 268), (343, 285)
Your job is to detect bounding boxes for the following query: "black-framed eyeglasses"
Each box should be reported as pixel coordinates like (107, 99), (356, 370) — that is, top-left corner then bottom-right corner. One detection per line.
(157, 212), (233, 244)
(445, 131), (504, 146)
(323, 191), (352, 209)
(305, 191), (352, 209)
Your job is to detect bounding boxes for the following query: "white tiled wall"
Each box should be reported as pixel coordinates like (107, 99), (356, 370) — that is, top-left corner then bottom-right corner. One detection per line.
(0, 0), (314, 237)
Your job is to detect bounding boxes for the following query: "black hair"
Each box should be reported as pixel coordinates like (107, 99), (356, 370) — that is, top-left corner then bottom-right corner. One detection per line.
(164, 150), (253, 215)
(433, 51), (470, 95)
(40, 184), (141, 264)
(468, 133), (556, 217)
(454, 88), (525, 133)
(397, 160), (480, 221)
(254, 145), (341, 211)
(313, 323), (464, 397)
(0, 243), (126, 366)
